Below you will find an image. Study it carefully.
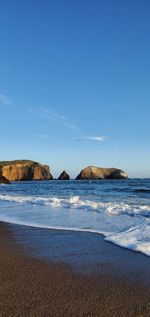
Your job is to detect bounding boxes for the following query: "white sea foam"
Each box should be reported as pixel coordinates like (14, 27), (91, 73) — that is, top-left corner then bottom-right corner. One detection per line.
(0, 194), (149, 217)
(0, 193), (150, 256)
(105, 223), (150, 256)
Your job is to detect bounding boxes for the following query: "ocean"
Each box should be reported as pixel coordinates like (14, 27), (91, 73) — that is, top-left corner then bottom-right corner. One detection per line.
(0, 179), (150, 256)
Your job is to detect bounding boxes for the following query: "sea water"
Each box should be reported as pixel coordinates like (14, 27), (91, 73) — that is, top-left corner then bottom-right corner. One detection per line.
(0, 179), (150, 256)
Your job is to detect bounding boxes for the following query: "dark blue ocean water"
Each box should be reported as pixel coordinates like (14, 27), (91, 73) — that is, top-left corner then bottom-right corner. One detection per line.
(0, 179), (150, 256)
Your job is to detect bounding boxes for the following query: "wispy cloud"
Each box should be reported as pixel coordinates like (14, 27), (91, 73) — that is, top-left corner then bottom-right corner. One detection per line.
(34, 108), (79, 131)
(76, 136), (106, 142)
(56, 114), (78, 130)
(85, 136), (105, 141)
(0, 93), (11, 105)
(33, 107), (106, 143)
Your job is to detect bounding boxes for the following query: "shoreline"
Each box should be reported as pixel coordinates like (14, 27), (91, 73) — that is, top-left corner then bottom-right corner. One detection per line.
(0, 221), (150, 316)
(1, 213), (150, 258)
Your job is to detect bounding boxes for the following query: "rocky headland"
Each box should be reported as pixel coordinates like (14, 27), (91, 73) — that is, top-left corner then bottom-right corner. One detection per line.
(0, 160), (53, 181)
(58, 171), (70, 180)
(76, 166), (128, 180)
(0, 175), (10, 184)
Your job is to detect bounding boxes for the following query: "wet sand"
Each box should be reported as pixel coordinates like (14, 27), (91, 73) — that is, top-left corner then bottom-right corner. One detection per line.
(0, 221), (150, 317)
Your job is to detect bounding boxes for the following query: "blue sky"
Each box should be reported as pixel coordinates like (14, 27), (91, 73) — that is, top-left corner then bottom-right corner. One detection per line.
(0, 0), (150, 178)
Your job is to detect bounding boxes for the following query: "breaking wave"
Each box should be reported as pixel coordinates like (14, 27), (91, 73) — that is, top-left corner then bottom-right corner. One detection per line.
(0, 179), (150, 257)
(0, 194), (150, 218)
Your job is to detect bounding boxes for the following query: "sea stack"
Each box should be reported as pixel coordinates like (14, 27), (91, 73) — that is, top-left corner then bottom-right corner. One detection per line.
(58, 171), (70, 180)
(76, 166), (128, 180)
(0, 160), (53, 181)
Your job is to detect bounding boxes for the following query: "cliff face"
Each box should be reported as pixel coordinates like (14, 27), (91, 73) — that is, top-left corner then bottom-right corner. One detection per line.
(76, 166), (128, 180)
(0, 160), (53, 181)
(0, 175), (10, 184)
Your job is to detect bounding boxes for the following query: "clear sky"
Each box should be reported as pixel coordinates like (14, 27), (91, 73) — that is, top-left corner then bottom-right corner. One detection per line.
(0, 0), (150, 178)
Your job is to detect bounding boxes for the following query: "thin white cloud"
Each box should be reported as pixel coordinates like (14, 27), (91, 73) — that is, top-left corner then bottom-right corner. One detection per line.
(33, 108), (106, 142)
(50, 111), (78, 130)
(0, 93), (11, 105)
(35, 108), (79, 131)
(85, 136), (105, 141)
(60, 119), (78, 130)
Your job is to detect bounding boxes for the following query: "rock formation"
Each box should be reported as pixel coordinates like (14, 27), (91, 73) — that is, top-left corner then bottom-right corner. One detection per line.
(58, 171), (70, 180)
(0, 175), (10, 184)
(0, 160), (53, 181)
(76, 166), (128, 180)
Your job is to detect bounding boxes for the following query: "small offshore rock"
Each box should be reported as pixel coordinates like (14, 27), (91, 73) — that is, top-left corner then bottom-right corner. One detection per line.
(58, 171), (70, 180)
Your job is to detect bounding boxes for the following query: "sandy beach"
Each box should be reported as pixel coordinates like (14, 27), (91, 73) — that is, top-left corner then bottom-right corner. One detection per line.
(0, 221), (150, 317)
